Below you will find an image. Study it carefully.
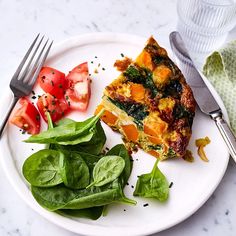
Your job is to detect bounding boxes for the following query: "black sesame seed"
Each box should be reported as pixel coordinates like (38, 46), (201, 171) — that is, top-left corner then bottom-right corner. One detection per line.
(121, 53), (124, 57)
(143, 203), (149, 207)
(32, 90), (35, 95)
(131, 185), (134, 189)
(31, 96), (36, 99)
(169, 182), (173, 188)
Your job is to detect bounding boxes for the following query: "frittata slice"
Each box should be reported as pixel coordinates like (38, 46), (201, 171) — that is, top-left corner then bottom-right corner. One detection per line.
(96, 36), (196, 160)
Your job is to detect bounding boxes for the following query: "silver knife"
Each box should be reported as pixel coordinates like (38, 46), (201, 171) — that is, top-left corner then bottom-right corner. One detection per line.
(169, 31), (236, 162)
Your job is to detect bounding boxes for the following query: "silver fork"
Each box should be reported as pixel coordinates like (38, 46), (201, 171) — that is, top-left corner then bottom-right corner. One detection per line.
(0, 34), (53, 138)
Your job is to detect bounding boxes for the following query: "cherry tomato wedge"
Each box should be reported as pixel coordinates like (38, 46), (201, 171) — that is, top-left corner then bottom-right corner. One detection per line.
(10, 98), (40, 134)
(37, 93), (69, 122)
(65, 80), (91, 111)
(66, 62), (89, 84)
(65, 62), (91, 111)
(38, 67), (68, 98)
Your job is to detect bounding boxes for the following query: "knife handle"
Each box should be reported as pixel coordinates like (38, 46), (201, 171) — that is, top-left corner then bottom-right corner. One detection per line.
(211, 112), (236, 162)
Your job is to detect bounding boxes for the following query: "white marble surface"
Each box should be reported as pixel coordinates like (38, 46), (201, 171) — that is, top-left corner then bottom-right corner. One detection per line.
(0, 0), (236, 235)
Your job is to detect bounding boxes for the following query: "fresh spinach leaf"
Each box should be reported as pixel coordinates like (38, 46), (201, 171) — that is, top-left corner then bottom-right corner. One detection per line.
(106, 144), (132, 187)
(56, 118), (75, 126)
(58, 132), (94, 145)
(133, 159), (169, 202)
(63, 179), (136, 210)
(31, 174), (136, 212)
(54, 117), (106, 155)
(59, 151), (90, 189)
(24, 109), (103, 145)
(87, 155), (125, 188)
(58, 206), (104, 220)
(77, 152), (101, 171)
(74, 120), (106, 155)
(49, 143), (102, 168)
(22, 149), (64, 187)
(23, 111), (137, 218)
(63, 188), (119, 209)
(31, 184), (77, 211)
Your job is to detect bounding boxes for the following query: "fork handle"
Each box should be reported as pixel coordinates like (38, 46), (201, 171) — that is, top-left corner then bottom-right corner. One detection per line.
(0, 96), (19, 138)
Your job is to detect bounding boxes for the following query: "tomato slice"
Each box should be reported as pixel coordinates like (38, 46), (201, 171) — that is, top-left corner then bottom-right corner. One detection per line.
(37, 93), (69, 122)
(10, 98), (41, 134)
(65, 62), (91, 111)
(38, 67), (68, 98)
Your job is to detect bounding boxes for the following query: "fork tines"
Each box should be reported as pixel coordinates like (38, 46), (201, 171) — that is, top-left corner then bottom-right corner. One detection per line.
(12, 34), (53, 88)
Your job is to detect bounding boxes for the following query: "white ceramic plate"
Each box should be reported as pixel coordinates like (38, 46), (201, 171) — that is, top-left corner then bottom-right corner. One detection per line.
(0, 33), (229, 236)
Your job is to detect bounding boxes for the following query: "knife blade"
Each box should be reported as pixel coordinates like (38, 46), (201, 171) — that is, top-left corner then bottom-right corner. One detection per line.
(169, 31), (236, 162)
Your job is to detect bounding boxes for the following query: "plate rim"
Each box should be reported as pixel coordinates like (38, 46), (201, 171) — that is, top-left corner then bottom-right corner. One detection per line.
(0, 32), (229, 236)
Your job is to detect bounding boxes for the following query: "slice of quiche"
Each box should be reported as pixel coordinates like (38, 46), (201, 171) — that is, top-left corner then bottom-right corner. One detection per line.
(96, 36), (196, 160)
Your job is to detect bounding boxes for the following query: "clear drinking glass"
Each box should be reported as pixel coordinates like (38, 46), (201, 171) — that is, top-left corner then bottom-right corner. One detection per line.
(177, 0), (236, 53)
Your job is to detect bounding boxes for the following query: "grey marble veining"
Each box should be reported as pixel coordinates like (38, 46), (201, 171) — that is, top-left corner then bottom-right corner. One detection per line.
(0, 0), (236, 235)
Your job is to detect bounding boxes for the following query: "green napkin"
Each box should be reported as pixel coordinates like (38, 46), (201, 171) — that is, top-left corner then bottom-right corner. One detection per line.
(203, 41), (236, 133)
